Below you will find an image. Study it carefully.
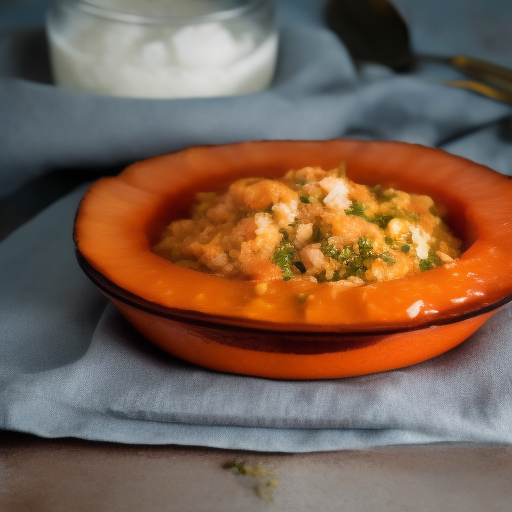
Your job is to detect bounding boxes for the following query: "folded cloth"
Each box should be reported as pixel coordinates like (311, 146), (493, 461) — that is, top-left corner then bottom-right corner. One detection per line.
(1, 0), (512, 451)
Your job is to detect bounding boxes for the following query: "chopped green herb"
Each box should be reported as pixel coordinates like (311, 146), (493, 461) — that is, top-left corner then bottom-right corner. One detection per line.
(339, 246), (354, 259)
(370, 184), (397, 203)
(357, 237), (374, 259)
(278, 228), (289, 240)
(319, 238), (375, 281)
(311, 224), (323, 243)
(402, 209), (420, 223)
(401, 244), (410, 253)
(237, 207), (253, 219)
(344, 257), (367, 280)
(385, 236), (395, 246)
(299, 195), (310, 204)
(368, 212), (394, 229)
(345, 200), (396, 229)
(419, 249), (443, 271)
(345, 200), (367, 218)
(380, 253), (396, 266)
(428, 204), (439, 216)
(321, 241), (354, 263)
(419, 259), (434, 271)
(377, 206), (420, 224)
(272, 240), (295, 280)
(320, 241), (340, 261)
(297, 178), (307, 186)
(316, 270), (327, 283)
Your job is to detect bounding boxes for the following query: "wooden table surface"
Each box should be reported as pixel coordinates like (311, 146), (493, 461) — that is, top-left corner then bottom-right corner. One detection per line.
(1, 432), (512, 512)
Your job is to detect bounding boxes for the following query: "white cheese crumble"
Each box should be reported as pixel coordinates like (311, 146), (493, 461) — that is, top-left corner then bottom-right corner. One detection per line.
(254, 212), (273, 234)
(272, 200), (298, 228)
(319, 177), (351, 210)
(410, 225), (430, 260)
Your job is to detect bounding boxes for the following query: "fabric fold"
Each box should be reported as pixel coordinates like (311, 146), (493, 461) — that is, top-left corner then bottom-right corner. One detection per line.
(1, 0), (512, 451)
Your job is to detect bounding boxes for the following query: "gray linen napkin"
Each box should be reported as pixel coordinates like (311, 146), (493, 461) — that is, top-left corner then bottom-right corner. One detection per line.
(1, 0), (512, 451)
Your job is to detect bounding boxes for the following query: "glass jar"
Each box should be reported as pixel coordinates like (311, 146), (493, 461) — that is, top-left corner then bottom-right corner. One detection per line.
(45, 0), (278, 98)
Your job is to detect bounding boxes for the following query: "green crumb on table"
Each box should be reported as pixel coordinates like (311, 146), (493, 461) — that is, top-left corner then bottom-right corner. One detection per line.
(222, 460), (280, 502)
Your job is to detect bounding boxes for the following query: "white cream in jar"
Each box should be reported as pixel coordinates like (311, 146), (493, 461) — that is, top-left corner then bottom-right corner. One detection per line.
(46, 0), (278, 98)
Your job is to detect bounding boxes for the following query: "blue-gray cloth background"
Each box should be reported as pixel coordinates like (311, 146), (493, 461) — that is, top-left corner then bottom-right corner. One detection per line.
(1, 0), (511, 451)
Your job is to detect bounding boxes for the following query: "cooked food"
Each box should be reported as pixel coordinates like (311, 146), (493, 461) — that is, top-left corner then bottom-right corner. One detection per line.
(153, 164), (461, 285)
(74, 140), (512, 378)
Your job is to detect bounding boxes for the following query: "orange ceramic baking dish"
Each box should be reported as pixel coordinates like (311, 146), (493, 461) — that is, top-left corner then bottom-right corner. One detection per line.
(74, 140), (512, 379)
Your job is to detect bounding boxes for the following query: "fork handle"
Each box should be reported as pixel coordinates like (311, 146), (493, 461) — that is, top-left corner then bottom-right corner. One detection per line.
(447, 56), (512, 94)
(445, 80), (512, 105)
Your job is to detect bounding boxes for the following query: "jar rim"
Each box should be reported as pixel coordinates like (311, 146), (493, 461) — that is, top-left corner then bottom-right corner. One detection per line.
(51, 0), (273, 25)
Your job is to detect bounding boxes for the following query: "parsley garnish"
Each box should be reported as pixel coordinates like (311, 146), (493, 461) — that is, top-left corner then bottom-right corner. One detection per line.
(344, 200), (396, 229)
(419, 249), (443, 272)
(320, 241), (354, 263)
(369, 212), (394, 229)
(400, 209), (420, 223)
(380, 253), (396, 266)
(428, 204), (439, 216)
(319, 236), (376, 281)
(370, 185), (397, 203)
(344, 200), (367, 218)
(357, 236), (374, 259)
(419, 259), (434, 271)
(311, 224), (323, 243)
(272, 232), (295, 280)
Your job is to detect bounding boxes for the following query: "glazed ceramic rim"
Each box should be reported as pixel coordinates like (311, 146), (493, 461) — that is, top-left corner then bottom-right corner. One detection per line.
(75, 248), (512, 336)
